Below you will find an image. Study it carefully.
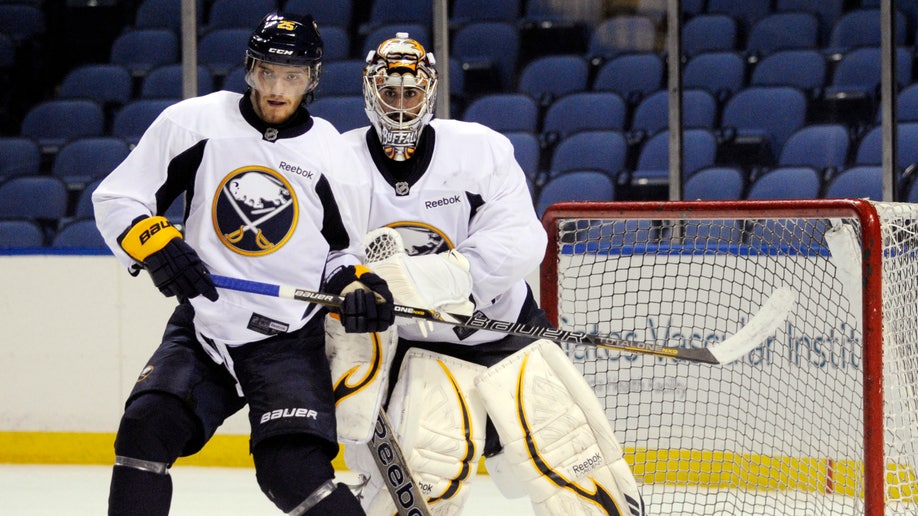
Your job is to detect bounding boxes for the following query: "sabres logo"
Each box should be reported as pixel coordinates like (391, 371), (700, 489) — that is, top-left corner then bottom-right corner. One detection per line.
(386, 222), (453, 255)
(213, 167), (298, 255)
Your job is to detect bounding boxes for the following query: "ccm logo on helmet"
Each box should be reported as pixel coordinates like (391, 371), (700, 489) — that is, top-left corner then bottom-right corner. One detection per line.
(269, 48), (294, 55)
(260, 407), (318, 423)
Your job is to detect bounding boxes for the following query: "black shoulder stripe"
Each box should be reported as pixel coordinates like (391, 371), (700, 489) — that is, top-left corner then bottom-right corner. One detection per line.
(467, 192), (484, 221)
(158, 139), (207, 220)
(316, 174), (350, 252)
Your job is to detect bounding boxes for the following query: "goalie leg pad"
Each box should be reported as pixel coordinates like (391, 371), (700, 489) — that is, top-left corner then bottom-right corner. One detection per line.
(475, 339), (646, 516)
(346, 348), (488, 515)
(326, 315), (397, 444)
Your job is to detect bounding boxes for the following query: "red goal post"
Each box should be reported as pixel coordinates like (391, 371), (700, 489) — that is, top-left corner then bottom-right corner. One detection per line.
(540, 199), (918, 515)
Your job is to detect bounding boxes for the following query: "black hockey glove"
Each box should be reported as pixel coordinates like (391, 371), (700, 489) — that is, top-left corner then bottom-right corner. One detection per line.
(325, 265), (395, 333)
(119, 216), (218, 302)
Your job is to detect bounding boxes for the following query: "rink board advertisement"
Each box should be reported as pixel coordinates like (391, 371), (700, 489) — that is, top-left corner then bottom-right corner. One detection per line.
(555, 250), (865, 461)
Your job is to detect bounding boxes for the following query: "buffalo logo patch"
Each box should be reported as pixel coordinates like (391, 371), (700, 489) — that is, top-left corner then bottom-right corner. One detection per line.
(213, 167), (298, 255)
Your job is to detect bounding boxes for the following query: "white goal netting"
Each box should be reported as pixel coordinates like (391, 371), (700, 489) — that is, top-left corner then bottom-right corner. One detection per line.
(541, 200), (918, 515)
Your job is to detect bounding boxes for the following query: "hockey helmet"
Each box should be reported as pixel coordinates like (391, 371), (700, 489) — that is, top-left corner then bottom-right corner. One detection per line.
(363, 32), (438, 161)
(245, 12), (323, 95)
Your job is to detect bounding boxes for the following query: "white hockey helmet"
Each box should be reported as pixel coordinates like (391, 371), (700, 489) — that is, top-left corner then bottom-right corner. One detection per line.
(362, 32), (438, 161)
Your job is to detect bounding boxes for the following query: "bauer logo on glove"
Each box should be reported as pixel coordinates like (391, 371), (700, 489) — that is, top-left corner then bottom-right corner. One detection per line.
(119, 216), (218, 302)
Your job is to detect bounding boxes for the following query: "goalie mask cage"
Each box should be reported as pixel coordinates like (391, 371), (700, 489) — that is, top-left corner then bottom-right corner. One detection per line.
(540, 199), (918, 515)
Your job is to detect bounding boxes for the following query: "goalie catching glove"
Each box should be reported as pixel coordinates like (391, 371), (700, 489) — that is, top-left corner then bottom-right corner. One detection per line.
(324, 265), (396, 333)
(368, 249), (475, 337)
(119, 216), (218, 302)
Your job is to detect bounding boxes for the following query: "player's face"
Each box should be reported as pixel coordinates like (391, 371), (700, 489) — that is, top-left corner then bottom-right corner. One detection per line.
(247, 61), (312, 124)
(378, 84), (425, 122)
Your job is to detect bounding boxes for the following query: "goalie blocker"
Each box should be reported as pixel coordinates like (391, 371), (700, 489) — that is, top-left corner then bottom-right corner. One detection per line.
(347, 341), (646, 516)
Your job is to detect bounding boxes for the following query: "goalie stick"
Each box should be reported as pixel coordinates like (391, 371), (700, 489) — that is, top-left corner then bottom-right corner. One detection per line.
(365, 409), (431, 516)
(210, 274), (796, 365)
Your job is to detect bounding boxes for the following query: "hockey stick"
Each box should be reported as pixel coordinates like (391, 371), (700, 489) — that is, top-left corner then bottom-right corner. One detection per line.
(366, 409), (431, 516)
(210, 275), (796, 365)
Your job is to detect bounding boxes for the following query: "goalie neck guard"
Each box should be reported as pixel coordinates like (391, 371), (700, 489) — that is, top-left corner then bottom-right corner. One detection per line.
(362, 32), (438, 161)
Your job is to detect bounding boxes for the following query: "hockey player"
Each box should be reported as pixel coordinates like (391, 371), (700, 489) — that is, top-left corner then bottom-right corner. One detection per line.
(337, 33), (647, 515)
(93, 12), (395, 516)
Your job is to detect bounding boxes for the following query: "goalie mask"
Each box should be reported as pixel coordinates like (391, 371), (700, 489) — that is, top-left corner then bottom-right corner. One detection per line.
(363, 33), (438, 161)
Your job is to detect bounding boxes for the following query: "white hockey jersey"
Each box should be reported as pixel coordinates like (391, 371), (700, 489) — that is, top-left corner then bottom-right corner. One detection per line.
(94, 91), (369, 346)
(343, 118), (547, 345)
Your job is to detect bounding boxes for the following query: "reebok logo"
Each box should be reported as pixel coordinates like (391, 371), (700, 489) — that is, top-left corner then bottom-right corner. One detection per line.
(571, 452), (604, 476)
(424, 195), (462, 209)
(279, 160), (314, 179)
(259, 408), (318, 424)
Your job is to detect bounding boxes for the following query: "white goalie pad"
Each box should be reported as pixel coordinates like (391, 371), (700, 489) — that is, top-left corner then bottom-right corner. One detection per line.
(475, 339), (646, 516)
(326, 314), (398, 444)
(346, 348), (488, 515)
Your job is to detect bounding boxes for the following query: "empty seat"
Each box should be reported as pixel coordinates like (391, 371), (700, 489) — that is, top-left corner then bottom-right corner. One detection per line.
(57, 64), (133, 110)
(112, 99), (179, 146)
(452, 21), (519, 93)
(141, 64), (215, 99)
(824, 165), (883, 200)
(705, 0), (771, 33)
(628, 128), (719, 186)
(778, 124), (850, 177)
(359, 0), (432, 36)
(308, 96), (367, 133)
(749, 49), (827, 96)
(547, 130), (628, 180)
(450, 0), (519, 27)
(630, 89), (718, 137)
(50, 137), (131, 187)
(221, 65), (247, 93)
(586, 15), (657, 61)
(592, 52), (664, 106)
(746, 166), (822, 200)
(745, 12), (820, 58)
(315, 59), (366, 97)
(20, 99), (105, 154)
(718, 86), (808, 167)
(503, 131), (541, 183)
(516, 55), (589, 106)
(541, 91), (628, 144)
(0, 219), (45, 248)
(826, 8), (907, 55)
(854, 123), (918, 171)
(134, 0), (202, 32)
(535, 170), (616, 219)
(198, 27), (251, 78)
(283, 0), (353, 29)
(110, 28), (180, 77)
(682, 51), (746, 103)
(683, 166), (745, 200)
(50, 218), (107, 249)
(0, 137), (41, 179)
(204, 0), (277, 32)
(820, 47), (912, 127)
(319, 26), (350, 62)
(361, 23), (430, 57)
(681, 14), (737, 58)
(461, 93), (539, 133)
(0, 175), (69, 222)
(774, 0), (844, 45)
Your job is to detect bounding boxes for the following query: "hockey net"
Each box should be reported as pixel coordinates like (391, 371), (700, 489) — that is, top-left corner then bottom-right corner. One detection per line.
(540, 199), (918, 515)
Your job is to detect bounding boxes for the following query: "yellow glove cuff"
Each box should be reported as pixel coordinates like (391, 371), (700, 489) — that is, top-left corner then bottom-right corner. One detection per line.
(120, 216), (182, 262)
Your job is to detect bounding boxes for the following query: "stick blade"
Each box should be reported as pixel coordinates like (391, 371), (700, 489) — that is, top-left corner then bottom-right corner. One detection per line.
(708, 287), (797, 365)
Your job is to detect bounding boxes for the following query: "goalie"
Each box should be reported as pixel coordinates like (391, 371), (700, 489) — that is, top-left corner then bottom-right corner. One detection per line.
(329, 33), (647, 516)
